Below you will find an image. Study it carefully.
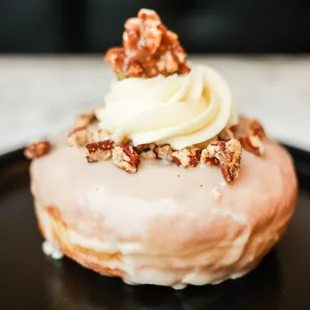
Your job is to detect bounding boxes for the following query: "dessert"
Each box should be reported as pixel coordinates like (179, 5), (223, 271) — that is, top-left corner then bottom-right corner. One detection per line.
(27, 9), (297, 289)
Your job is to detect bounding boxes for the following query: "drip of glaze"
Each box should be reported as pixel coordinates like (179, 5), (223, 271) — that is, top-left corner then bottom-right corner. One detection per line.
(172, 283), (188, 290)
(42, 240), (64, 260)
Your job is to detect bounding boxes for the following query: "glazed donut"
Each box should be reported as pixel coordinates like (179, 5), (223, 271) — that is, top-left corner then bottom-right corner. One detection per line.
(27, 8), (297, 289)
(30, 134), (297, 288)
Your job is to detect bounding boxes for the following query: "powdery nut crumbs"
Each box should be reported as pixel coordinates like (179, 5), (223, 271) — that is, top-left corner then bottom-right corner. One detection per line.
(201, 139), (242, 183)
(171, 146), (201, 168)
(85, 140), (115, 162)
(24, 140), (51, 159)
(231, 117), (266, 156)
(67, 127), (88, 147)
(112, 144), (140, 174)
(105, 9), (191, 79)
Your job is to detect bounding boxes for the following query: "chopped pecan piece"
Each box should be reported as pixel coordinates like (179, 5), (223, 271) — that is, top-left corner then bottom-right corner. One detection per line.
(201, 139), (242, 183)
(134, 143), (157, 153)
(133, 143), (156, 160)
(105, 9), (190, 79)
(171, 146), (201, 168)
(85, 140), (114, 162)
(231, 117), (266, 156)
(140, 150), (156, 160)
(245, 135), (264, 155)
(88, 128), (110, 143)
(105, 48), (127, 79)
(200, 142), (220, 167)
(133, 143), (157, 159)
(155, 144), (173, 161)
(75, 113), (96, 128)
(112, 144), (140, 173)
(24, 140), (51, 159)
(67, 127), (88, 147)
(218, 128), (234, 141)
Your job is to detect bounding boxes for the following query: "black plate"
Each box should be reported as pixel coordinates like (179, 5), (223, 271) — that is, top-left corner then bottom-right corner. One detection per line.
(0, 146), (310, 310)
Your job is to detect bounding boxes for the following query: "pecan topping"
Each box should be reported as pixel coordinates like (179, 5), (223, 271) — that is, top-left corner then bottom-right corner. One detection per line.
(140, 150), (156, 160)
(134, 143), (157, 153)
(88, 128), (110, 143)
(75, 113), (96, 128)
(201, 139), (242, 183)
(112, 144), (140, 174)
(24, 141), (51, 159)
(134, 143), (157, 160)
(105, 9), (190, 79)
(85, 140), (114, 162)
(218, 128), (234, 141)
(155, 145), (174, 161)
(171, 146), (201, 168)
(67, 127), (88, 147)
(231, 117), (266, 156)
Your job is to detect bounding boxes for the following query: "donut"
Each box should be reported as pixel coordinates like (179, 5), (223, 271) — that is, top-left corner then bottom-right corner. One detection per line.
(30, 133), (297, 288)
(26, 8), (297, 289)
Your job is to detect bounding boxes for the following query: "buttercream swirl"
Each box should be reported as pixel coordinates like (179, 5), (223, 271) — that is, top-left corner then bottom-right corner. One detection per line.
(96, 65), (238, 150)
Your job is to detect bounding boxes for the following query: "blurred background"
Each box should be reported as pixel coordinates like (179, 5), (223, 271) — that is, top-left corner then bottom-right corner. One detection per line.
(0, 0), (310, 153)
(1, 0), (310, 54)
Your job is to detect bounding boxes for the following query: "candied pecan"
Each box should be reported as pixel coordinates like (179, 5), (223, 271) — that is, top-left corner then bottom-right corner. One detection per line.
(201, 139), (242, 183)
(231, 117), (266, 156)
(88, 128), (110, 143)
(75, 113), (96, 128)
(85, 140), (114, 162)
(126, 61), (145, 77)
(123, 18), (140, 50)
(134, 10), (162, 55)
(112, 144), (140, 173)
(155, 144), (173, 161)
(105, 9), (190, 79)
(24, 140), (51, 159)
(171, 146), (201, 168)
(156, 50), (179, 74)
(67, 127), (88, 147)
(104, 48), (126, 79)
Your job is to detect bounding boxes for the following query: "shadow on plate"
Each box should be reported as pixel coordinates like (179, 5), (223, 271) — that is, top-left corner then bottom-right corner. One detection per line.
(43, 250), (282, 310)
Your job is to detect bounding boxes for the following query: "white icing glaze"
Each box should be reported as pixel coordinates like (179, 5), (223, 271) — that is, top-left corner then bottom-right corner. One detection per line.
(172, 283), (188, 290)
(42, 240), (63, 260)
(31, 134), (297, 287)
